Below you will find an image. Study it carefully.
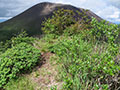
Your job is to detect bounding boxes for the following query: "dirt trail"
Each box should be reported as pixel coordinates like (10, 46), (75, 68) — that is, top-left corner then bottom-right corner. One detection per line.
(29, 52), (63, 90)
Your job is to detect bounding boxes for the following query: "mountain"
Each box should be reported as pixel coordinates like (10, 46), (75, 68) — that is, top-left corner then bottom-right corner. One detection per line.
(0, 2), (103, 41)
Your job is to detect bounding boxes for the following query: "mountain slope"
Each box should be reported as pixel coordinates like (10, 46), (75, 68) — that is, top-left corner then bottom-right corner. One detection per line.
(0, 2), (103, 41)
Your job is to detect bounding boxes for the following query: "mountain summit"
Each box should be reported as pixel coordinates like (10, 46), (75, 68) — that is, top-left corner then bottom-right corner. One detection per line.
(0, 2), (102, 41)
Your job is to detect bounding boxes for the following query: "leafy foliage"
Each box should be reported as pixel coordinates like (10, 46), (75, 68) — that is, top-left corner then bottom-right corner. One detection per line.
(41, 9), (120, 90)
(50, 35), (120, 90)
(89, 18), (119, 43)
(42, 9), (76, 35)
(0, 32), (41, 88)
(11, 31), (35, 46)
(44, 14), (120, 89)
(4, 77), (36, 90)
(0, 31), (35, 54)
(42, 8), (91, 36)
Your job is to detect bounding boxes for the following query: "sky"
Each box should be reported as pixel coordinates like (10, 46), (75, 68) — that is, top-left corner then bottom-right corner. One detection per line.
(0, 0), (120, 24)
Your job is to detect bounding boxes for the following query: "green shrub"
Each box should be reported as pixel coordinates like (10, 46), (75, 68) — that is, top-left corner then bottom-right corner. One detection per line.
(0, 41), (11, 55)
(42, 9), (76, 35)
(50, 35), (120, 90)
(0, 42), (41, 88)
(0, 31), (35, 54)
(89, 18), (119, 43)
(4, 77), (36, 90)
(42, 9), (91, 36)
(11, 31), (35, 46)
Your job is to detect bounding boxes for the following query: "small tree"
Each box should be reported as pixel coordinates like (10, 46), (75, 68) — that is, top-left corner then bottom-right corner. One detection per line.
(42, 9), (76, 35)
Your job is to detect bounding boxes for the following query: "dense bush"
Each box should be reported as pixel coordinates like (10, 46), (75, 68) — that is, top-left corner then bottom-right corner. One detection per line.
(42, 9), (76, 35)
(0, 41), (11, 55)
(11, 31), (35, 46)
(42, 8), (91, 36)
(89, 18), (119, 43)
(0, 34), (41, 88)
(50, 35), (120, 90)
(42, 8), (119, 43)
(0, 31), (35, 54)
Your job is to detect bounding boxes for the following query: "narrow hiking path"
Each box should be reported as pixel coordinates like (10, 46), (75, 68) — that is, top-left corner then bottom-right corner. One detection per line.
(27, 52), (63, 90)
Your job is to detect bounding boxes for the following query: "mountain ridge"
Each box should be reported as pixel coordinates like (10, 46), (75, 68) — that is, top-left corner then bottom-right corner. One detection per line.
(0, 2), (103, 41)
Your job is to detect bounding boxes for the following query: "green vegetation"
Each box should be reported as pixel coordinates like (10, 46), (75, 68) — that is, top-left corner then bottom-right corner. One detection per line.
(0, 32), (41, 89)
(50, 36), (120, 90)
(42, 8), (91, 36)
(90, 18), (119, 43)
(4, 77), (36, 90)
(0, 9), (120, 90)
(42, 9), (76, 35)
(42, 9), (120, 90)
(0, 19), (42, 41)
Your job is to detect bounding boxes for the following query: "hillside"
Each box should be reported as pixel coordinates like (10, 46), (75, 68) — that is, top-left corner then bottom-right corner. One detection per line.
(0, 2), (103, 41)
(0, 3), (120, 90)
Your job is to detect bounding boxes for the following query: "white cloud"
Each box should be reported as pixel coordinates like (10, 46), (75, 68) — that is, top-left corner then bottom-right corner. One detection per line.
(0, 0), (120, 23)
(95, 5), (120, 18)
(109, 11), (120, 19)
(0, 17), (12, 19)
(68, 0), (120, 23)
(0, 17), (12, 22)
(108, 0), (120, 8)
(50, 0), (120, 23)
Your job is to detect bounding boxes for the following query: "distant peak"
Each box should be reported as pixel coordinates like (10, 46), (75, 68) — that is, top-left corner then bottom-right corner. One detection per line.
(38, 2), (53, 5)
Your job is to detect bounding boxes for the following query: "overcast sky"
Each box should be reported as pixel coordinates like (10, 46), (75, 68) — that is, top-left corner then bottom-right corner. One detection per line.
(0, 0), (120, 23)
